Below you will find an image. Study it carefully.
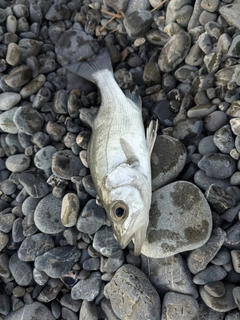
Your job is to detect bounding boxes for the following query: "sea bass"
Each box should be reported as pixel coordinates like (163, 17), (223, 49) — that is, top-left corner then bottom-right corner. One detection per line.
(65, 48), (157, 255)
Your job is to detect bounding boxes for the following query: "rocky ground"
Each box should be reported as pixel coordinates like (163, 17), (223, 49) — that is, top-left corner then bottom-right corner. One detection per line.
(0, 0), (240, 319)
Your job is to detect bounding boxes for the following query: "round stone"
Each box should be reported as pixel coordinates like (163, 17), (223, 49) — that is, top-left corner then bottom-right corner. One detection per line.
(123, 10), (153, 38)
(9, 253), (32, 286)
(13, 106), (44, 136)
(34, 145), (57, 170)
(19, 172), (49, 198)
(4, 65), (32, 88)
(34, 193), (65, 234)
(20, 74), (46, 99)
(0, 92), (21, 111)
(0, 107), (19, 134)
(61, 193), (80, 227)
(141, 181), (212, 258)
(6, 43), (21, 66)
(5, 154), (30, 172)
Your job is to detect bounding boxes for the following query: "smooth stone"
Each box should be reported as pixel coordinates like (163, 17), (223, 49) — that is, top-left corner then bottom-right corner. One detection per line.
(226, 100), (240, 117)
(22, 196), (41, 216)
(0, 231), (8, 251)
(77, 199), (106, 234)
(233, 287), (240, 309)
(0, 92), (21, 111)
(9, 253), (32, 286)
(141, 181), (212, 258)
(143, 61), (161, 86)
(204, 281), (226, 298)
(18, 233), (55, 261)
(198, 153), (236, 179)
(0, 213), (15, 233)
(36, 278), (63, 303)
(231, 250), (240, 273)
(200, 282), (237, 312)
(173, 118), (203, 140)
(12, 218), (25, 243)
(187, 227), (226, 274)
(34, 193), (65, 234)
(0, 107), (19, 133)
(51, 149), (84, 180)
(213, 125), (235, 154)
(141, 254), (198, 298)
(0, 253), (10, 278)
(4, 65), (32, 88)
(158, 31), (191, 72)
(146, 29), (170, 47)
(46, 121), (66, 141)
(230, 118), (240, 135)
(165, 0), (192, 24)
(83, 257), (100, 271)
(13, 106), (44, 136)
(104, 264), (161, 320)
(151, 135), (186, 191)
(204, 111), (228, 132)
(187, 103), (217, 119)
(6, 43), (20, 66)
(5, 154), (30, 172)
(33, 268), (49, 286)
(35, 246), (81, 278)
(45, 3), (71, 21)
(60, 293), (81, 312)
(71, 273), (101, 301)
(193, 265), (227, 285)
(101, 250), (125, 273)
(125, 0), (150, 15)
(0, 287), (10, 316)
(34, 145), (57, 170)
(219, 1), (240, 30)
(19, 172), (49, 198)
(198, 136), (219, 155)
(20, 74), (46, 99)
(123, 10), (153, 38)
(79, 301), (98, 320)
(185, 43), (203, 66)
(61, 193), (80, 227)
(18, 39), (43, 62)
(204, 52), (222, 74)
(161, 292), (199, 320)
(53, 89), (68, 114)
(198, 300), (225, 319)
(6, 15), (17, 33)
(93, 226), (121, 257)
(174, 65), (198, 83)
(2, 301), (55, 320)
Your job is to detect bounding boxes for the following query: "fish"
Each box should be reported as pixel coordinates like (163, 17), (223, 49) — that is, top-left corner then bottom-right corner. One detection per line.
(65, 48), (158, 255)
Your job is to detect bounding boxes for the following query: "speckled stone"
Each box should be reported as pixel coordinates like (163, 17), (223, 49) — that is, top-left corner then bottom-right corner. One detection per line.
(9, 253), (32, 286)
(5, 154), (30, 172)
(61, 193), (80, 227)
(34, 145), (57, 170)
(71, 272), (101, 301)
(141, 181), (212, 258)
(0, 92), (21, 111)
(0, 107), (19, 134)
(13, 106), (44, 135)
(123, 10), (153, 38)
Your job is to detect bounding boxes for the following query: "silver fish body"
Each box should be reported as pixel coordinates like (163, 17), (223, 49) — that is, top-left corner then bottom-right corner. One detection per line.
(65, 49), (157, 255)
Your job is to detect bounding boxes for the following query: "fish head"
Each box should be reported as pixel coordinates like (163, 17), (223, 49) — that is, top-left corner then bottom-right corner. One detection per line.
(106, 185), (150, 255)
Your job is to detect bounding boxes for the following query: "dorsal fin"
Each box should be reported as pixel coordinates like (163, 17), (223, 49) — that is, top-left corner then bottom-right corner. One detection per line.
(146, 120), (158, 154)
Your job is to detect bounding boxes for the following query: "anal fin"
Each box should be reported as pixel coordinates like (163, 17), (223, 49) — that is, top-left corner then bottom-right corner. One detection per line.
(146, 120), (158, 154)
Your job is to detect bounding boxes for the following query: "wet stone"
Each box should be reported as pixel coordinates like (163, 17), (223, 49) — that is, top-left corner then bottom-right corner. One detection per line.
(193, 265), (227, 285)
(123, 10), (153, 38)
(0, 92), (21, 111)
(200, 282), (237, 312)
(187, 227), (226, 274)
(158, 31), (191, 72)
(34, 145), (57, 170)
(5, 154), (30, 172)
(141, 181), (212, 258)
(9, 253), (32, 286)
(34, 193), (65, 234)
(77, 199), (105, 234)
(71, 272), (101, 301)
(104, 264), (160, 320)
(213, 125), (235, 154)
(93, 226), (121, 257)
(61, 193), (80, 227)
(35, 246), (81, 278)
(141, 254), (198, 298)
(198, 153), (236, 179)
(52, 150), (84, 180)
(161, 292), (199, 320)
(152, 135), (186, 191)
(18, 233), (55, 261)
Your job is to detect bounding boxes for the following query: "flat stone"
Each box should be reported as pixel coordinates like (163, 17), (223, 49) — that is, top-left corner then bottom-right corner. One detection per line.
(93, 226), (121, 257)
(198, 300), (225, 320)
(104, 264), (161, 320)
(13, 106), (44, 136)
(34, 145), (57, 170)
(0, 92), (21, 111)
(71, 272), (101, 301)
(35, 246), (81, 278)
(4, 65), (32, 88)
(204, 281), (226, 298)
(161, 292), (199, 320)
(6, 43), (20, 66)
(79, 301), (98, 320)
(141, 181), (212, 258)
(34, 193), (65, 234)
(5, 154), (30, 172)
(219, 1), (240, 30)
(173, 118), (203, 140)
(193, 265), (227, 285)
(19, 172), (49, 198)
(0, 107), (19, 133)
(151, 135), (187, 191)
(141, 254), (198, 298)
(123, 10), (153, 38)
(213, 125), (235, 154)
(20, 74), (46, 99)
(61, 193), (80, 227)
(9, 253), (32, 286)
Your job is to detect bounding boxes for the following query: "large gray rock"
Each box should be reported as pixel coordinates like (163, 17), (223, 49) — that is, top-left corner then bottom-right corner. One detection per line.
(141, 181), (212, 258)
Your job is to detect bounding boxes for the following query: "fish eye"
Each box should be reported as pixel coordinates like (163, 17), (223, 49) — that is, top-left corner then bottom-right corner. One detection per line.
(111, 202), (128, 221)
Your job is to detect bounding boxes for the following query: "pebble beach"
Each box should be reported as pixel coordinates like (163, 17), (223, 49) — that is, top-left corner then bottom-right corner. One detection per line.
(1, 0), (240, 319)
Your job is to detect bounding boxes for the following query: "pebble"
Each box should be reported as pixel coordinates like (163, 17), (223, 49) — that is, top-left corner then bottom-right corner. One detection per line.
(151, 135), (187, 191)
(123, 10), (153, 38)
(213, 125), (235, 154)
(76, 199), (105, 234)
(61, 193), (80, 227)
(51, 150), (84, 180)
(204, 281), (226, 298)
(233, 287), (240, 309)
(5, 154), (30, 172)
(104, 264), (161, 320)
(13, 106), (44, 136)
(0, 213), (15, 233)
(193, 265), (227, 285)
(158, 31), (191, 72)
(0, 107), (19, 134)
(6, 43), (20, 66)
(141, 254), (198, 297)
(19, 172), (49, 198)
(198, 135), (219, 155)
(0, 253), (10, 278)
(4, 65), (32, 88)
(35, 246), (81, 278)
(173, 118), (203, 140)
(141, 181), (212, 258)
(187, 227), (226, 274)
(231, 250), (240, 273)
(93, 226), (121, 257)
(9, 253), (32, 286)
(20, 74), (46, 98)
(161, 292), (199, 320)
(187, 103), (217, 119)
(71, 272), (101, 301)
(219, 1), (240, 30)
(79, 300), (98, 320)
(0, 230), (9, 251)
(34, 145), (56, 170)
(226, 100), (240, 117)
(0, 93), (21, 111)
(204, 111), (228, 132)
(34, 193), (65, 234)
(101, 250), (125, 273)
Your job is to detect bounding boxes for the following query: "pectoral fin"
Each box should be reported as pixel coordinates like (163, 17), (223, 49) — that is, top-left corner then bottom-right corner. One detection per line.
(146, 120), (158, 154)
(120, 138), (139, 167)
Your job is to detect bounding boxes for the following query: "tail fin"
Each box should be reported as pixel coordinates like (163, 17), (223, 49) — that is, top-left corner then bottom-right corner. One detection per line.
(64, 48), (113, 83)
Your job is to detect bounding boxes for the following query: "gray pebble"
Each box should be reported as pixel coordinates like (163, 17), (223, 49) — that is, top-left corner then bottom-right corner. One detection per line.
(199, 10), (217, 25)
(213, 125), (235, 154)
(45, 3), (71, 22)
(34, 193), (65, 234)
(104, 264), (160, 320)
(204, 110), (228, 132)
(174, 65), (198, 83)
(123, 10), (153, 38)
(35, 246), (81, 278)
(60, 293), (81, 312)
(19, 172), (49, 198)
(141, 181), (212, 258)
(52, 149), (84, 180)
(194, 169), (231, 191)
(187, 103), (217, 119)
(101, 250), (125, 273)
(151, 135), (186, 191)
(200, 282), (237, 312)
(4, 65), (32, 88)
(0, 92), (21, 111)
(13, 106), (44, 136)
(233, 287), (240, 309)
(20, 74), (46, 99)
(1, 179), (16, 195)
(193, 265), (227, 285)
(12, 218), (24, 243)
(158, 31), (191, 72)
(71, 272), (101, 301)
(33, 268), (49, 286)
(5, 154), (30, 172)
(77, 199), (105, 234)
(199, 135), (219, 155)
(185, 43), (203, 66)
(225, 310), (240, 320)
(93, 226), (121, 257)
(36, 278), (63, 303)
(9, 253), (32, 286)
(79, 300), (98, 320)
(187, 227), (226, 274)
(226, 100), (240, 117)
(227, 35), (240, 58)
(34, 145), (56, 170)
(83, 257), (100, 271)
(146, 29), (169, 47)
(53, 89), (68, 114)
(230, 118), (240, 135)
(0, 253), (10, 278)
(18, 233), (54, 261)
(6, 43), (20, 66)
(204, 281), (226, 298)
(161, 292), (199, 320)
(173, 118), (203, 140)
(201, 0), (220, 12)
(82, 175), (97, 197)
(0, 107), (19, 134)
(231, 250), (240, 273)
(0, 230), (9, 251)
(0, 213), (15, 233)
(219, 2), (240, 30)
(46, 121), (66, 141)
(206, 184), (236, 213)
(188, 0), (204, 30)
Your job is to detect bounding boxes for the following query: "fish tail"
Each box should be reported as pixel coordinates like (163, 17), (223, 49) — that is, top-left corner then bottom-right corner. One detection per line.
(64, 47), (113, 83)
